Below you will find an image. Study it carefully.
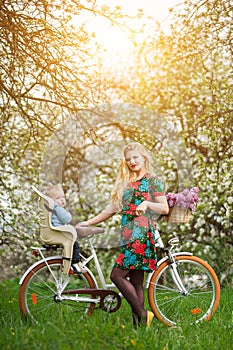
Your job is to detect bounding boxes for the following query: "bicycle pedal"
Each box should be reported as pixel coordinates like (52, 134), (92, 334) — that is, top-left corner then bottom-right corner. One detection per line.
(69, 267), (83, 275)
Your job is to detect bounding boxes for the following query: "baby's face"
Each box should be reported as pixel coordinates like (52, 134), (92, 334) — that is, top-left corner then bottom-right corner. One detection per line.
(52, 190), (66, 207)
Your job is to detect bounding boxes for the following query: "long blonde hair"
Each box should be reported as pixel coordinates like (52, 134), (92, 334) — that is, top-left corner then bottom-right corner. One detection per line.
(111, 142), (155, 206)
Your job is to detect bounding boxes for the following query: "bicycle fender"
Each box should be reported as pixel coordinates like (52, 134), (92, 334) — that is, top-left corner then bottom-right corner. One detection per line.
(81, 267), (99, 289)
(19, 256), (62, 285)
(19, 256), (99, 289)
(145, 252), (193, 288)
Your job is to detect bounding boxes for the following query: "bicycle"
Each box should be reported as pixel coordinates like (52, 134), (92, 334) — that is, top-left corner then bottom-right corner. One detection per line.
(19, 225), (220, 327)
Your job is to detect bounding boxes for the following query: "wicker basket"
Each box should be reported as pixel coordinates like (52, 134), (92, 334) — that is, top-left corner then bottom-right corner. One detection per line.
(164, 206), (191, 223)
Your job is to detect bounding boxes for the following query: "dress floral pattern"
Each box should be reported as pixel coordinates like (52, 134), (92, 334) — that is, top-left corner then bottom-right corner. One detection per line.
(113, 174), (165, 272)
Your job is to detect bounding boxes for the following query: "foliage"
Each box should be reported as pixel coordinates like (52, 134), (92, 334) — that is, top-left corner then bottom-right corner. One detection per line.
(0, 0), (232, 285)
(98, 0), (233, 284)
(0, 0), (132, 279)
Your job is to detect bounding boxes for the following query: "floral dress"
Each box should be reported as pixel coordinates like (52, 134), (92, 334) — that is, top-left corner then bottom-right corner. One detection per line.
(113, 174), (165, 272)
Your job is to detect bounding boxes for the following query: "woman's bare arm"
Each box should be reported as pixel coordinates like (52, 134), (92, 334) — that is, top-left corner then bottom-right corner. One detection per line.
(136, 196), (169, 216)
(75, 203), (117, 227)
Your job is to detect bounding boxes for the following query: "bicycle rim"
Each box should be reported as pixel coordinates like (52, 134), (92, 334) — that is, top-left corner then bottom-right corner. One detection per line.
(19, 258), (96, 323)
(148, 255), (220, 326)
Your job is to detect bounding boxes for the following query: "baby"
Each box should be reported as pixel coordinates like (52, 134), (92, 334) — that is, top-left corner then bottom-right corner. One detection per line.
(45, 184), (86, 274)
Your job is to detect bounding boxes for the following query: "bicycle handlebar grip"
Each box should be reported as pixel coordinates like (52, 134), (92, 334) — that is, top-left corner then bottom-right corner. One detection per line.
(76, 226), (105, 238)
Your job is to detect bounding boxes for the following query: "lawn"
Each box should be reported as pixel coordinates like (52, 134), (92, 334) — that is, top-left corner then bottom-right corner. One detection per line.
(0, 278), (232, 350)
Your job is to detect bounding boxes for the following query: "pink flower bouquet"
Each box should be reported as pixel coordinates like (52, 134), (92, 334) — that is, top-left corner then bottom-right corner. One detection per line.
(166, 187), (199, 212)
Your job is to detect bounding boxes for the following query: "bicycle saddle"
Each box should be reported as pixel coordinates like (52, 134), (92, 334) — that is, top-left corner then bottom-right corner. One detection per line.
(76, 226), (104, 238)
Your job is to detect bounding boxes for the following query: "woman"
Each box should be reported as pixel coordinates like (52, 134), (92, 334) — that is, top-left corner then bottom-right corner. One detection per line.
(76, 142), (169, 327)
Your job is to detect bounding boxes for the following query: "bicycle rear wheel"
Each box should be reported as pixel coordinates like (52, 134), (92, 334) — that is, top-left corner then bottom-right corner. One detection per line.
(19, 258), (97, 323)
(148, 255), (220, 326)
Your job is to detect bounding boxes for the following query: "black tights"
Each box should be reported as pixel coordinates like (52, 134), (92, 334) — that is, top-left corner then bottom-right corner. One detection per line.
(110, 267), (147, 326)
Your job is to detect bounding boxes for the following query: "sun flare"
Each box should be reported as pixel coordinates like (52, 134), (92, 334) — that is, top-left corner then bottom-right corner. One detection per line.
(101, 26), (131, 54)
(98, 25), (134, 68)
(78, 0), (179, 69)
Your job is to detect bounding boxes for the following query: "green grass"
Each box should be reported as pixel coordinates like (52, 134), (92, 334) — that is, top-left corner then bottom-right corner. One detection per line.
(1, 278), (232, 350)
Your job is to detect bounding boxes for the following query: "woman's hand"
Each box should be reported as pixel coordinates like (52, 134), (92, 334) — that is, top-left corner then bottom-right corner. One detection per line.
(138, 197), (169, 215)
(75, 221), (89, 228)
(136, 201), (148, 216)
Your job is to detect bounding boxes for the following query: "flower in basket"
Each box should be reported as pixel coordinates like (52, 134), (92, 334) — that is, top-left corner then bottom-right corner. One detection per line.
(166, 187), (199, 211)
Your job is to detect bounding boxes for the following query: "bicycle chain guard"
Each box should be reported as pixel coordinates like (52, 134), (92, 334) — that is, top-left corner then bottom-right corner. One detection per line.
(62, 288), (121, 313)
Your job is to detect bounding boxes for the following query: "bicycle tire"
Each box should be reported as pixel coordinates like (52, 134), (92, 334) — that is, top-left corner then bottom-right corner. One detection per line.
(148, 255), (220, 326)
(19, 258), (97, 323)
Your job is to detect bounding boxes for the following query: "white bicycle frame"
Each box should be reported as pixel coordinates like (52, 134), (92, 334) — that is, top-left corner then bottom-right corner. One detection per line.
(20, 229), (192, 299)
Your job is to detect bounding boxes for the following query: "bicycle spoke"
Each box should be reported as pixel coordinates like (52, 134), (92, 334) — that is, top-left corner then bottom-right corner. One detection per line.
(19, 259), (96, 323)
(152, 283), (180, 293)
(148, 256), (220, 326)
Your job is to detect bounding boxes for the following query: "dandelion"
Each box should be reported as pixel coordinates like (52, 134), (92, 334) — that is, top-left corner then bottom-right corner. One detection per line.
(131, 339), (136, 346)
(8, 297), (17, 304)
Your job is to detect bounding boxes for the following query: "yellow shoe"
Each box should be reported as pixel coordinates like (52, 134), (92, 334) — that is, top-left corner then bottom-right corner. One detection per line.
(147, 311), (154, 327)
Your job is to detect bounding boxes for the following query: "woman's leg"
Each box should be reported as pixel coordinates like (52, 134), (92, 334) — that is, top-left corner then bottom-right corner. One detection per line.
(110, 267), (147, 325)
(129, 270), (145, 326)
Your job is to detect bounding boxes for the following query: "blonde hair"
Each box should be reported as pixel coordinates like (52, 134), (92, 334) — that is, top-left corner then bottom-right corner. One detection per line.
(45, 184), (64, 200)
(111, 142), (155, 206)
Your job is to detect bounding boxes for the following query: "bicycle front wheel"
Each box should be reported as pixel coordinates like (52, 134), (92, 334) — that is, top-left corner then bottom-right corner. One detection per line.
(19, 258), (97, 323)
(148, 255), (220, 326)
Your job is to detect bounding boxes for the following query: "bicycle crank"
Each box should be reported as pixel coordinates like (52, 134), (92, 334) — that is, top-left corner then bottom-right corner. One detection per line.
(62, 288), (121, 313)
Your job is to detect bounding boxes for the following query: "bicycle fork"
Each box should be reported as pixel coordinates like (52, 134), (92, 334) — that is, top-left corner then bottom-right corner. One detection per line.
(153, 235), (189, 295)
(169, 260), (189, 295)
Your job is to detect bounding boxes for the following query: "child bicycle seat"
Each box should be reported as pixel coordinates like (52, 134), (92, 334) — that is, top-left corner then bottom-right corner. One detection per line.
(32, 185), (77, 274)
